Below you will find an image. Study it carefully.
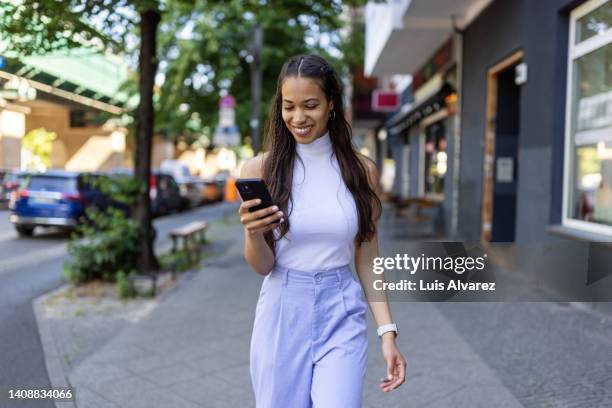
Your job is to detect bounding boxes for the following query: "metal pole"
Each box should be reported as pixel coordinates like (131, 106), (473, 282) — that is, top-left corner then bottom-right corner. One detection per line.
(250, 24), (263, 154)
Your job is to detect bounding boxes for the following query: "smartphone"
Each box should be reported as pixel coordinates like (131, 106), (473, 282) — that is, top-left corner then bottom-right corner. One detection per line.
(235, 178), (276, 213)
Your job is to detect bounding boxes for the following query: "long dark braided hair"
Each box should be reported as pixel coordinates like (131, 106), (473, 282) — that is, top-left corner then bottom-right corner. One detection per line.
(262, 54), (381, 253)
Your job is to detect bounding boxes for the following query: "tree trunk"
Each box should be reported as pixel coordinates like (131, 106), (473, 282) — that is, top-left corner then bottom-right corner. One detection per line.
(250, 24), (263, 154)
(134, 9), (161, 274)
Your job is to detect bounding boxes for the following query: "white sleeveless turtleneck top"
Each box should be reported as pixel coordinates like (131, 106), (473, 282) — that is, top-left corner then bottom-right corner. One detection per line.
(274, 131), (358, 272)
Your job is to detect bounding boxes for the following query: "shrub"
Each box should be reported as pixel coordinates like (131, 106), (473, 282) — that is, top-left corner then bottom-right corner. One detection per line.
(159, 250), (196, 273)
(116, 269), (136, 299)
(63, 175), (143, 284)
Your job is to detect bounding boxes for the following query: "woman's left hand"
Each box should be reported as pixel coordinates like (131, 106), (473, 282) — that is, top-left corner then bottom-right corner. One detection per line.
(379, 333), (407, 392)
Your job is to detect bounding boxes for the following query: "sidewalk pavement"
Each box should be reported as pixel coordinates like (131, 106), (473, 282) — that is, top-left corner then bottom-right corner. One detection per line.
(53, 210), (528, 408)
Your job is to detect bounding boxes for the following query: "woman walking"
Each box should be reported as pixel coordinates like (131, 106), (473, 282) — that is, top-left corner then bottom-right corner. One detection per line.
(239, 54), (406, 408)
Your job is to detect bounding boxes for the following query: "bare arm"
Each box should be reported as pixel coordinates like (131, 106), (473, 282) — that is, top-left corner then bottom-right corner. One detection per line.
(355, 235), (394, 328)
(354, 157), (395, 335)
(354, 155), (407, 392)
(239, 155), (284, 276)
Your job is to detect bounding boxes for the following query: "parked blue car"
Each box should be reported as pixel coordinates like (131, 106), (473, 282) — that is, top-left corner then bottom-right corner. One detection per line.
(9, 170), (107, 236)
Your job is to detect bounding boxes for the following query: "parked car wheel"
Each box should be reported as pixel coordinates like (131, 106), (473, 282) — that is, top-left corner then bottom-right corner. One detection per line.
(16, 225), (34, 237)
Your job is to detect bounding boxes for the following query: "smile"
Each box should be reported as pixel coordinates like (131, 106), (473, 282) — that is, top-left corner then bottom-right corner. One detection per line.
(292, 125), (314, 136)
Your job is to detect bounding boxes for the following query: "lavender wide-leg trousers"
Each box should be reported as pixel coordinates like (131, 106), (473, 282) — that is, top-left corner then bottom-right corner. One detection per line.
(249, 264), (368, 408)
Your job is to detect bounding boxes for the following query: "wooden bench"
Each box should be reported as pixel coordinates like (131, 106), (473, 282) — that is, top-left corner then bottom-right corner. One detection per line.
(393, 196), (446, 235)
(392, 196), (441, 220)
(168, 221), (209, 273)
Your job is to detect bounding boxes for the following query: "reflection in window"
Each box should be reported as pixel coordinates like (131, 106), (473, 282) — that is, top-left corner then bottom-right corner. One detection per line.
(575, 1), (612, 43)
(569, 42), (612, 226)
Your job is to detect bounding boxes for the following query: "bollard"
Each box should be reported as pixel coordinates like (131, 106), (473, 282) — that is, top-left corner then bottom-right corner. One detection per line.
(224, 176), (238, 202)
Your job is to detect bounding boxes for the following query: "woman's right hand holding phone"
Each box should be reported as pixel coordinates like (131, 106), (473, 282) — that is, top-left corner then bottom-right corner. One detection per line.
(239, 199), (284, 235)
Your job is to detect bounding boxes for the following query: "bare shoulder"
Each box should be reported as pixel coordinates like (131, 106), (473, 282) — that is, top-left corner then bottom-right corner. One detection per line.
(240, 152), (270, 178)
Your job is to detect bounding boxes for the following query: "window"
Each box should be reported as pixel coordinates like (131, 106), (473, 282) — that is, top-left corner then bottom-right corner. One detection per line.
(70, 110), (104, 128)
(26, 176), (78, 192)
(564, 0), (612, 234)
(423, 120), (447, 197)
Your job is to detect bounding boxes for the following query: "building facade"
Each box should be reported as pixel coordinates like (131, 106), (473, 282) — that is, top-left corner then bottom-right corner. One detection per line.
(365, 0), (612, 310)
(0, 49), (129, 172)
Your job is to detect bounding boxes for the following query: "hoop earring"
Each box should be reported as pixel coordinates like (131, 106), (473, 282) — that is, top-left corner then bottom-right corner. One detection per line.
(330, 110), (336, 121)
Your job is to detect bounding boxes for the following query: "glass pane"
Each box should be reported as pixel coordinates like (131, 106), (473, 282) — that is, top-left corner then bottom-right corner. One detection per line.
(568, 43), (612, 225)
(423, 121), (447, 196)
(575, 1), (612, 44)
(27, 176), (78, 192)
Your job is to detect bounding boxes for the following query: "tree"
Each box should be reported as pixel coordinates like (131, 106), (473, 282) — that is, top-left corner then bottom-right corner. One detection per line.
(21, 128), (57, 171)
(0, 0), (369, 274)
(0, 0), (169, 274)
(148, 0), (369, 149)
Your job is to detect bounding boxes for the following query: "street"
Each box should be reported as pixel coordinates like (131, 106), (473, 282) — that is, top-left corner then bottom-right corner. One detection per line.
(0, 203), (231, 406)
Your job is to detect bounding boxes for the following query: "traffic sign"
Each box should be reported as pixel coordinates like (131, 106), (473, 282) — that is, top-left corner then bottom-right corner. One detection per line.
(220, 95), (235, 109)
(213, 124), (240, 146)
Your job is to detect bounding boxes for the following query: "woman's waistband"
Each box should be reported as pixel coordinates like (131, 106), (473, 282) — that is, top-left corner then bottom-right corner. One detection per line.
(271, 264), (353, 285)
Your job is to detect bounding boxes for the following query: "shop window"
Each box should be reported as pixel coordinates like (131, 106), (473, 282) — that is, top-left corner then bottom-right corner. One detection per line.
(564, 0), (612, 233)
(423, 120), (447, 197)
(69, 110), (104, 128)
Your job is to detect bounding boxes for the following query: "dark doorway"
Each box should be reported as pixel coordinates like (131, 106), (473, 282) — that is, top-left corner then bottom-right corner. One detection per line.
(491, 65), (520, 242)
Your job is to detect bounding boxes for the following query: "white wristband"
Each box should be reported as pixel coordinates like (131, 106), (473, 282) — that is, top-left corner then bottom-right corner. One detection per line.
(377, 323), (398, 338)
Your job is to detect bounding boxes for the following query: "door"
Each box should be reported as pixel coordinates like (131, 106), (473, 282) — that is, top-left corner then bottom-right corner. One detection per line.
(491, 66), (520, 241)
(482, 50), (523, 242)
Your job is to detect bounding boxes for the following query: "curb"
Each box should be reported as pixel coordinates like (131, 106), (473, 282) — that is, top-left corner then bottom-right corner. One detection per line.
(32, 284), (77, 408)
(32, 272), (195, 408)
(31, 242), (227, 408)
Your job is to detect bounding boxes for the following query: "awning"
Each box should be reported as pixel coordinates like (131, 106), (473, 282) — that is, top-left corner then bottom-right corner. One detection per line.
(386, 83), (455, 134)
(365, 0), (493, 76)
(0, 45), (128, 108)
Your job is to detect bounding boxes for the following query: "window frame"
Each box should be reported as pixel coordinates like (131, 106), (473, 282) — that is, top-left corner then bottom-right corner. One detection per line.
(562, 0), (612, 236)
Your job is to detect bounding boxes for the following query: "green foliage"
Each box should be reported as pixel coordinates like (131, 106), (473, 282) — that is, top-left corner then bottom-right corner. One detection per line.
(63, 175), (141, 283)
(0, 0), (168, 277)
(159, 250), (196, 273)
(0, 0), (370, 148)
(90, 173), (143, 206)
(116, 269), (136, 299)
(340, 19), (366, 75)
(64, 207), (140, 283)
(0, 0), (161, 55)
(21, 127), (57, 170)
(139, 0), (369, 145)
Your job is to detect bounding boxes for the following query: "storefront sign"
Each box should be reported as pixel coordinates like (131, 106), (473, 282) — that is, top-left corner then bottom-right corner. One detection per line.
(372, 90), (400, 112)
(496, 157), (514, 183)
(412, 39), (453, 91)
